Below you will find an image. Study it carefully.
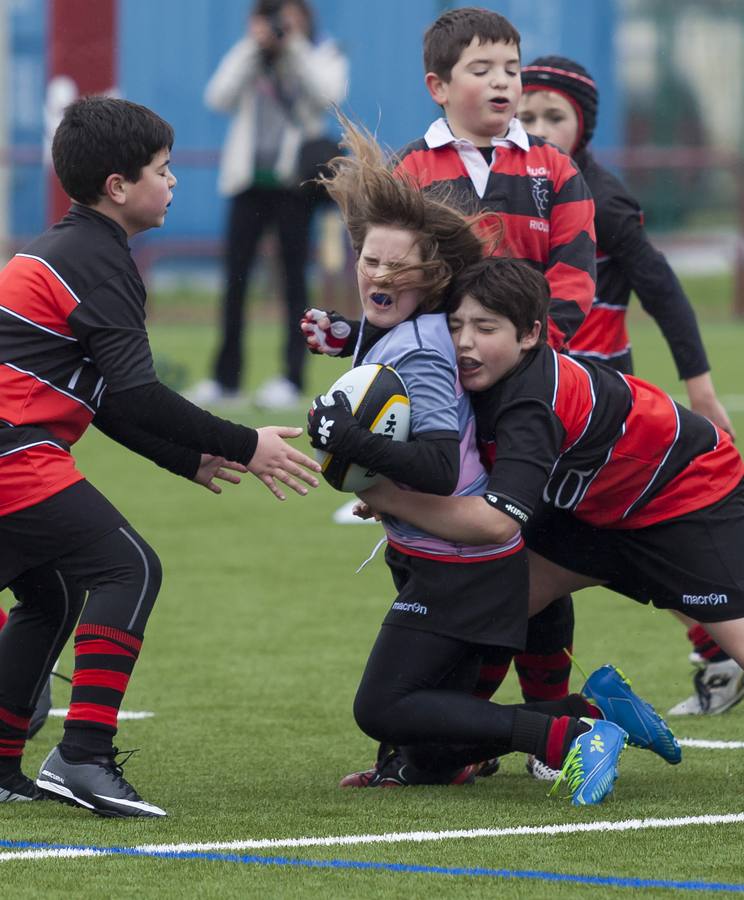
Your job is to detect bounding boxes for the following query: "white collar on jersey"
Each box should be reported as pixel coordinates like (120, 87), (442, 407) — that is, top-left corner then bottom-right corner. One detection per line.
(424, 117), (531, 152)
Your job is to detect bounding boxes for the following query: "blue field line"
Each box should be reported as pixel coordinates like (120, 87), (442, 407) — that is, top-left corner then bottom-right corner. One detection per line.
(2, 840), (744, 892)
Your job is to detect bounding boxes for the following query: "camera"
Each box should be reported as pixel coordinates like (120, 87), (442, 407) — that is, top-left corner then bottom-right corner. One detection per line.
(259, 0), (285, 41)
(266, 11), (284, 40)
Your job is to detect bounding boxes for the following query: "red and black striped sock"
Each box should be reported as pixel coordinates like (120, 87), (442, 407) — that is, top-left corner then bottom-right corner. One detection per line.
(473, 646), (515, 699)
(60, 623), (143, 760)
(511, 710), (591, 770)
(542, 716), (591, 770)
(514, 647), (573, 703)
(688, 624), (729, 663)
(0, 704), (31, 777)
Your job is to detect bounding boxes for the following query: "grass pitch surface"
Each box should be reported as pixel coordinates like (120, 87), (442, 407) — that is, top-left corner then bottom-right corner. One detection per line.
(2, 274), (744, 898)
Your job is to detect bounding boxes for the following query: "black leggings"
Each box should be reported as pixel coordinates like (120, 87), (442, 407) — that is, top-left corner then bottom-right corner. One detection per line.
(213, 186), (312, 391)
(0, 525), (161, 713)
(354, 625), (588, 770)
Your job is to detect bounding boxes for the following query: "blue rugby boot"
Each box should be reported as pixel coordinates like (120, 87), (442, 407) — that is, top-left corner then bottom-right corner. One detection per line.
(550, 718), (627, 806)
(583, 664), (682, 765)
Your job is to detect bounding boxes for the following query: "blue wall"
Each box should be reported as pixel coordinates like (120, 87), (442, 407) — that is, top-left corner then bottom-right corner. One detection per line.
(9, 0), (619, 242)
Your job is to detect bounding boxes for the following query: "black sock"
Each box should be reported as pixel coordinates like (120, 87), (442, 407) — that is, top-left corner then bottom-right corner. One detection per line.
(0, 756), (22, 779)
(59, 726), (114, 762)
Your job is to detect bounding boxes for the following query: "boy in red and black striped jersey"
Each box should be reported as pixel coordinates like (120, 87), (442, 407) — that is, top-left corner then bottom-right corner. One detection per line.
(518, 56), (740, 719)
(396, 8), (596, 351)
(360, 258), (744, 686)
(0, 97), (320, 815)
(394, 6), (596, 723)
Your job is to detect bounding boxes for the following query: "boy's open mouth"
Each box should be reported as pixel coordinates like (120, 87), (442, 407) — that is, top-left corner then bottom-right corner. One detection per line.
(370, 292), (393, 308)
(458, 356), (482, 372)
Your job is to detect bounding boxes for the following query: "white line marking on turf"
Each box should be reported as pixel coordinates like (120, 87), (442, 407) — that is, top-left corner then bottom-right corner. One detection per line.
(48, 708), (154, 720)
(3, 813), (744, 863)
(134, 813), (744, 853)
(0, 849), (105, 861)
(678, 738), (744, 749)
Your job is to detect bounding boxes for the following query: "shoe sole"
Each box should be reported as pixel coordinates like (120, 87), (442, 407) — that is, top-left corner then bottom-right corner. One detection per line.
(0, 791), (46, 802)
(36, 779), (164, 818)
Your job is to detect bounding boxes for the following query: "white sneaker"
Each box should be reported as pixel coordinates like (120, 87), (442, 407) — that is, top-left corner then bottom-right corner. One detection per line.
(525, 754), (561, 782)
(253, 377), (301, 410)
(184, 379), (243, 406)
(332, 499), (377, 525)
(667, 658), (744, 716)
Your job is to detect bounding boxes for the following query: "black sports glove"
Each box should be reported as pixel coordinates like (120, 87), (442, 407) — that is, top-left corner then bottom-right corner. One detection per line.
(307, 390), (360, 452)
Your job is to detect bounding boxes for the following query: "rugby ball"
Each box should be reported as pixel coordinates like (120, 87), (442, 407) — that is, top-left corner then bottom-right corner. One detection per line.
(315, 364), (410, 493)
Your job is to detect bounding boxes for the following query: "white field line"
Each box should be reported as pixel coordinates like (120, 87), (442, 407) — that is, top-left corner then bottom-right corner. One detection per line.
(134, 812), (744, 853)
(0, 849), (105, 861)
(678, 738), (744, 749)
(3, 812), (744, 863)
(48, 709), (154, 720)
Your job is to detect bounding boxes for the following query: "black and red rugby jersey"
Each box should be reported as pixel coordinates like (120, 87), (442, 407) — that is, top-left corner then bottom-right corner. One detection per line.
(566, 150), (709, 378)
(0, 204), (158, 515)
(394, 119), (596, 351)
(475, 345), (743, 530)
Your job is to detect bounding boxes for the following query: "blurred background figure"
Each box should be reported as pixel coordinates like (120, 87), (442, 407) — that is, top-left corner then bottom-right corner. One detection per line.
(188, 0), (347, 409)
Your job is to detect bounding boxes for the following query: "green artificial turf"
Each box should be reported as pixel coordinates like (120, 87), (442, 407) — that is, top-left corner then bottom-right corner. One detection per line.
(2, 277), (744, 898)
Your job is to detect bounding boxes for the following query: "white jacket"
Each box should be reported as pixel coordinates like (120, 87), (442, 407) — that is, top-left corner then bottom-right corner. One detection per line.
(204, 34), (348, 197)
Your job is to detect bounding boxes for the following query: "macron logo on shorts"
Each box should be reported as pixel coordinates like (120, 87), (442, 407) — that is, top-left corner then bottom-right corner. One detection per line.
(391, 601), (428, 616)
(682, 593), (728, 607)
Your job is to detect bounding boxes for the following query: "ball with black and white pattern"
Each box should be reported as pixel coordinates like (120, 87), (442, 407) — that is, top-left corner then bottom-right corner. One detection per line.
(314, 364), (410, 492)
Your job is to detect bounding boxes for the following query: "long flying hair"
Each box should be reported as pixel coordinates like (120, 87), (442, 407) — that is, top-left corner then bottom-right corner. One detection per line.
(318, 116), (501, 312)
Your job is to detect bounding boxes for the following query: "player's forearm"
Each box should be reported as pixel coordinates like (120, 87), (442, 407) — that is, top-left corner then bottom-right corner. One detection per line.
(103, 382), (258, 465)
(621, 234), (710, 379)
(361, 481), (520, 545)
(94, 401), (200, 479)
(336, 430), (459, 495)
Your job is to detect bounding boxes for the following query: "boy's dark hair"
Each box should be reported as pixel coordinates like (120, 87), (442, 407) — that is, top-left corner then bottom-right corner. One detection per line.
(52, 96), (174, 206)
(423, 7), (521, 81)
(448, 257), (548, 343)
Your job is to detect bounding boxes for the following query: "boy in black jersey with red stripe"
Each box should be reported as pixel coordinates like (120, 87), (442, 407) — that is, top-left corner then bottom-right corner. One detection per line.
(0, 97), (320, 816)
(517, 57), (739, 719)
(359, 258), (744, 677)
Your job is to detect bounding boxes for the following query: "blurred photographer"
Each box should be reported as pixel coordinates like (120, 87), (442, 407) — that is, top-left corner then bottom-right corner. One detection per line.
(192, 0), (348, 409)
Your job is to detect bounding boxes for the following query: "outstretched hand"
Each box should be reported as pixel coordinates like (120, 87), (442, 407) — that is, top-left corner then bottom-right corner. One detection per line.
(194, 455), (248, 494)
(248, 426), (321, 501)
